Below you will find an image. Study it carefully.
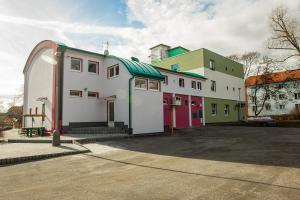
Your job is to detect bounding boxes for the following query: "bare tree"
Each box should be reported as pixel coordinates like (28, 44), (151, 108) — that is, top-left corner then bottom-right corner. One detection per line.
(268, 6), (300, 62)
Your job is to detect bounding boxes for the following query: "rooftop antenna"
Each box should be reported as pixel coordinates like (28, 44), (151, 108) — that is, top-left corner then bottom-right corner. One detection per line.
(104, 41), (109, 56)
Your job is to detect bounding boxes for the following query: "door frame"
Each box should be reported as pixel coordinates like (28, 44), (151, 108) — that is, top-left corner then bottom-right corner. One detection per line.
(107, 100), (115, 127)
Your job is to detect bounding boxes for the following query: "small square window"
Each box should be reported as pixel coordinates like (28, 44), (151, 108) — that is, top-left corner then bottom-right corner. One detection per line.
(149, 79), (159, 91)
(71, 58), (82, 71)
(135, 78), (147, 89)
(88, 91), (99, 98)
(279, 105), (285, 110)
(70, 90), (82, 97)
(88, 61), (98, 73)
(107, 64), (119, 78)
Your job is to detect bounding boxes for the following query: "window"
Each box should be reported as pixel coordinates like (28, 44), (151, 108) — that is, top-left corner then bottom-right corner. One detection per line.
(88, 61), (98, 74)
(88, 91), (99, 98)
(171, 64), (180, 71)
(35, 107), (38, 114)
(211, 80), (216, 92)
(225, 66), (228, 71)
(296, 104), (300, 110)
(209, 59), (215, 70)
(226, 86), (229, 91)
(70, 90), (82, 97)
(163, 75), (168, 85)
(135, 78), (147, 89)
(197, 82), (202, 90)
(149, 79), (159, 91)
(279, 94), (285, 100)
(29, 108), (32, 115)
(252, 106), (256, 112)
(211, 103), (217, 115)
(71, 58), (82, 71)
(295, 93), (300, 99)
(179, 78), (185, 87)
(191, 81), (196, 89)
(278, 84), (284, 89)
(224, 104), (229, 116)
(107, 64), (119, 78)
(279, 105), (285, 110)
(265, 104), (271, 111)
(233, 87), (235, 92)
(266, 94), (270, 100)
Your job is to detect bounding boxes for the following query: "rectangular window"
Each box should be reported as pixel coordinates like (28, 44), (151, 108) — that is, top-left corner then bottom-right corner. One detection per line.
(88, 61), (98, 74)
(209, 59), (215, 70)
(279, 94), (285, 100)
(211, 80), (216, 92)
(71, 58), (82, 71)
(88, 91), (99, 98)
(295, 93), (300, 99)
(211, 103), (217, 116)
(252, 106), (256, 112)
(70, 90), (82, 97)
(135, 78), (147, 89)
(296, 104), (300, 110)
(179, 78), (185, 87)
(224, 104), (229, 116)
(107, 64), (119, 78)
(265, 104), (271, 110)
(163, 75), (168, 85)
(191, 81), (196, 89)
(279, 105), (285, 110)
(197, 82), (202, 90)
(149, 79), (159, 91)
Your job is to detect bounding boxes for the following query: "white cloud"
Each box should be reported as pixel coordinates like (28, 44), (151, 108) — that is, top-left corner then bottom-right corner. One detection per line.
(0, 0), (299, 111)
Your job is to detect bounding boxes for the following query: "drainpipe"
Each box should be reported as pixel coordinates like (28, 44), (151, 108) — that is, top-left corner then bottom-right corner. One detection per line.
(128, 76), (135, 134)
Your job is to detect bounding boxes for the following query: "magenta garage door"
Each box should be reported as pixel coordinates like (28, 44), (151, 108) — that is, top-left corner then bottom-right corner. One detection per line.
(175, 94), (189, 128)
(163, 93), (172, 128)
(191, 96), (203, 127)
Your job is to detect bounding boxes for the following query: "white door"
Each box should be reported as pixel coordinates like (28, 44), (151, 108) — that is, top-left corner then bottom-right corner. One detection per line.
(108, 101), (115, 127)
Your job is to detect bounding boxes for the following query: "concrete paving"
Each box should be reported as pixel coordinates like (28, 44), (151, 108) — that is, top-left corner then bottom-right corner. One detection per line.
(1, 126), (300, 199)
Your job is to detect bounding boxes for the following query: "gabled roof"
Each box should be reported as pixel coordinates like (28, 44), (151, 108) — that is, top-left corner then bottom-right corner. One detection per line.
(154, 66), (207, 80)
(245, 69), (300, 86)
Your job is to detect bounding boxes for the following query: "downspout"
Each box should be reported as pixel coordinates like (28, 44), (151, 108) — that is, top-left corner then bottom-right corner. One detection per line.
(128, 76), (135, 134)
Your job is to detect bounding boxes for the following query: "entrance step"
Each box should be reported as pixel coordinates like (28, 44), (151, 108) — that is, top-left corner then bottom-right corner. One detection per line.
(67, 126), (128, 134)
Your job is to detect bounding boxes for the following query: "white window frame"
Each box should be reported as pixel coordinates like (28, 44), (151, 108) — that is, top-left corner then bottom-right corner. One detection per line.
(107, 64), (119, 79)
(149, 79), (160, 91)
(70, 57), (82, 72)
(135, 78), (148, 90)
(197, 82), (202, 90)
(209, 59), (215, 70)
(191, 80), (196, 89)
(211, 103), (217, 116)
(224, 104), (229, 116)
(295, 93), (300, 100)
(279, 104), (285, 110)
(211, 80), (216, 92)
(87, 91), (99, 99)
(69, 90), (82, 98)
(179, 78), (185, 88)
(88, 61), (98, 74)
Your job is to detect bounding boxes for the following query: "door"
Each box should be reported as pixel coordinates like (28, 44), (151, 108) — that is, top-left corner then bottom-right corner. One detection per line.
(108, 101), (115, 127)
(175, 94), (189, 128)
(163, 93), (173, 128)
(191, 96), (203, 127)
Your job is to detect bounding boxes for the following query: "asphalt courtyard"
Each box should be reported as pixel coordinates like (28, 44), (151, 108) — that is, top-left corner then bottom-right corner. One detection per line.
(1, 126), (300, 200)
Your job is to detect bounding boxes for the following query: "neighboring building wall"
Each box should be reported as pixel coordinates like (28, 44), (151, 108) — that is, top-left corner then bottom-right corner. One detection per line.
(24, 48), (54, 130)
(247, 81), (300, 117)
(205, 97), (244, 123)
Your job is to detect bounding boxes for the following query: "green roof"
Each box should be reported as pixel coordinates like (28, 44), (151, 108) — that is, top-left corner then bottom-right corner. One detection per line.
(55, 42), (164, 80)
(154, 66), (207, 80)
(114, 57), (164, 80)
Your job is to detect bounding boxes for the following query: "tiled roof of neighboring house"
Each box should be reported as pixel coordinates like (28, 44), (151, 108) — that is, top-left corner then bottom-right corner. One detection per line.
(56, 42), (164, 80)
(245, 69), (300, 86)
(154, 66), (207, 80)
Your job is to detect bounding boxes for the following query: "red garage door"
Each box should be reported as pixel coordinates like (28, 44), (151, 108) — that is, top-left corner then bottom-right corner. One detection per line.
(191, 96), (203, 127)
(175, 94), (189, 128)
(163, 93), (173, 128)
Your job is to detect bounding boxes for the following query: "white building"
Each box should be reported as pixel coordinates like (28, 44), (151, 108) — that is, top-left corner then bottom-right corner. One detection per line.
(23, 40), (206, 134)
(245, 69), (300, 118)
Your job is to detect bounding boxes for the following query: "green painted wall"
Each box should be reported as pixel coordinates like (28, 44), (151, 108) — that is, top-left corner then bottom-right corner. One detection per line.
(153, 48), (244, 79)
(204, 97), (245, 123)
(168, 47), (190, 58)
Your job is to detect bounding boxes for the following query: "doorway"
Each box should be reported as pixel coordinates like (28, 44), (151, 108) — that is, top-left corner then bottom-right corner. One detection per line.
(107, 101), (115, 127)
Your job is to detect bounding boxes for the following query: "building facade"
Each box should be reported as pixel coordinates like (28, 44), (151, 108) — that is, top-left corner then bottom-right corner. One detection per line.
(245, 69), (300, 118)
(23, 40), (206, 134)
(151, 44), (245, 123)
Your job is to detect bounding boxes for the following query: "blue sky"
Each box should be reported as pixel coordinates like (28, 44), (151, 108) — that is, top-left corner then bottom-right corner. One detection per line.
(0, 0), (299, 111)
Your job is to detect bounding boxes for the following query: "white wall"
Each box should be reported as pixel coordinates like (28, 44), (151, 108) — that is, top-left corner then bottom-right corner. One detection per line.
(247, 82), (300, 116)
(187, 67), (245, 101)
(132, 81), (164, 134)
(24, 48), (54, 130)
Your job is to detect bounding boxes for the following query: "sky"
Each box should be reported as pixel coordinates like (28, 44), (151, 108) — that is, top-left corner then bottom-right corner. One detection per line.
(0, 0), (299, 111)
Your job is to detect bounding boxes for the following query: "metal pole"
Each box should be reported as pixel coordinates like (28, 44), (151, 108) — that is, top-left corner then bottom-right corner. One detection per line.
(238, 88), (241, 123)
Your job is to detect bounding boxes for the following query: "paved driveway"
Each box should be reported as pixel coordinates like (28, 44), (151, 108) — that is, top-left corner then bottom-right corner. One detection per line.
(1, 126), (300, 200)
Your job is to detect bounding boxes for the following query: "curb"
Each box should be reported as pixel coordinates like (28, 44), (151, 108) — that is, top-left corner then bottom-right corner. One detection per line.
(7, 139), (73, 144)
(75, 135), (130, 144)
(0, 149), (90, 167)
